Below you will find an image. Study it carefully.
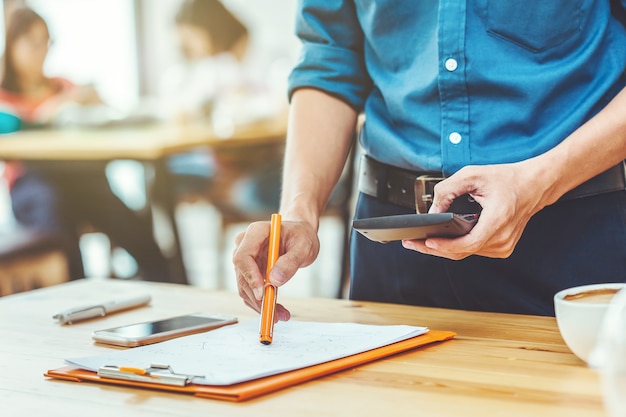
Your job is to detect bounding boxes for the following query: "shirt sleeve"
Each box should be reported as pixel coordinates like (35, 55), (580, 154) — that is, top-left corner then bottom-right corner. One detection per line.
(287, 0), (372, 110)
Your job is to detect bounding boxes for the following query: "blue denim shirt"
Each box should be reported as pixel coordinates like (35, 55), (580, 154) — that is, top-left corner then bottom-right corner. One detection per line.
(288, 1), (626, 175)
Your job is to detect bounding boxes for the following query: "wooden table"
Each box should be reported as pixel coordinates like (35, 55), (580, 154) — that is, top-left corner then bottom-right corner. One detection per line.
(0, 117), (287, 285)
(0, 279), (608, 417)
(0, 116), (287, 161)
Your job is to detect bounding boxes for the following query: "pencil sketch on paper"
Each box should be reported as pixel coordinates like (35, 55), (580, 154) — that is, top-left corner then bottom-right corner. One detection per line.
(66, 319), (428, 385)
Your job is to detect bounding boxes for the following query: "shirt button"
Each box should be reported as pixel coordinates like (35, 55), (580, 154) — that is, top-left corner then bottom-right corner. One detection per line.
(445, 58), (458, 72)
(448, 132), (462, 144)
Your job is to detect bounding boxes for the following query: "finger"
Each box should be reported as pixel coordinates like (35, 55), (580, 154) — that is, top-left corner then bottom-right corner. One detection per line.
(429, 182), (470, 213)
(405, 240), (510, 259)
(403, 216), (517, 259)
(232, 222), (270, 259)
(424, 199), (510, 254)
(238, 258), (266, 300)
(428, 205), (522, 256)
(237, 270), (258, 308)
(401, 216), (485, 254)
(232, 222), (271, 300)
(234, 231), (245, 246)
(244, 301), (289, 322)
(275, 304), (291, 322)
(233, 240), (266, 301)
(402, 239), (471, 260)
(243, 297), (261, 313)
(244, 297), (290, 322)
(422, 232), (482, 254)
(429, 170), (482, 213)
(268, 239), (317, 286)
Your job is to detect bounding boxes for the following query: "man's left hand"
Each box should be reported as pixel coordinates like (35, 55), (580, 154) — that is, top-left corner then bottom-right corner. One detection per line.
(402, 161), (550, 259)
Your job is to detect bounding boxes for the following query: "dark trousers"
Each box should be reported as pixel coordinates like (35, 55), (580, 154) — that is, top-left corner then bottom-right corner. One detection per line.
(10, 166), (172, 282)
(350, 191), (626, 316)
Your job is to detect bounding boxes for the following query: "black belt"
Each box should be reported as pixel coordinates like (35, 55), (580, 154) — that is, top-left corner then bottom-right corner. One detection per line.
(358, 155), (626, 213)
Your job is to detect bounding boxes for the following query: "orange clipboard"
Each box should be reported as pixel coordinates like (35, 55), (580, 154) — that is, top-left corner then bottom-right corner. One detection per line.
(45, 329), (455, 402)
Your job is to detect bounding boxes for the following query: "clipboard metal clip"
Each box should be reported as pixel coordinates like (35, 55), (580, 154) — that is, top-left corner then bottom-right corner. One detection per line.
(98, 364), (203, 387)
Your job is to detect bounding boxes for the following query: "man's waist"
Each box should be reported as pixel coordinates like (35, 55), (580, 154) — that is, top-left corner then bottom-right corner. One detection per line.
(358, 155), (626, 213)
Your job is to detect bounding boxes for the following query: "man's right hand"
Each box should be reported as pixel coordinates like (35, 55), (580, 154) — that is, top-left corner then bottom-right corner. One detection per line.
(232, 88), (358, 320)
(232, 218), (320, 322)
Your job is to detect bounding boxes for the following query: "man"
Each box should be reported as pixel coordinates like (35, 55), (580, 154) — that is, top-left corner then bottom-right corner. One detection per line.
(233, 1), (626, 318)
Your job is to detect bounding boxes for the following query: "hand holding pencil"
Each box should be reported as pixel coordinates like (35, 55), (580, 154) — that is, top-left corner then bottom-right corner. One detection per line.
(232, 213), (322, 327)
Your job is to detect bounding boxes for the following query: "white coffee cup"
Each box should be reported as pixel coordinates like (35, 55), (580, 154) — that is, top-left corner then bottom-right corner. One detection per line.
(554, 283), (626, 365)
(591, 288), (626, 417)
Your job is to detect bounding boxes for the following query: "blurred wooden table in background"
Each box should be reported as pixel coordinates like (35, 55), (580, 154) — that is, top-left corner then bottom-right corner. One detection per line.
(0, 116), (287, 286)
(0, 116), (287, 160)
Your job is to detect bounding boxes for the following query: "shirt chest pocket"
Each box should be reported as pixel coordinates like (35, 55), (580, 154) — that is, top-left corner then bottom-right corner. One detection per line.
(479, 0), (584, 52)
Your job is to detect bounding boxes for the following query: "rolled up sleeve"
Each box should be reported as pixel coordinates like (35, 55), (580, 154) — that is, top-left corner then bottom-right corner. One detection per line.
(288, 0), (372, 110)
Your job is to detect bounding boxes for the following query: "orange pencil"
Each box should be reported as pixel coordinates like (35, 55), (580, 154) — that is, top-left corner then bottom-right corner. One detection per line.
(259, 213), (281, 345)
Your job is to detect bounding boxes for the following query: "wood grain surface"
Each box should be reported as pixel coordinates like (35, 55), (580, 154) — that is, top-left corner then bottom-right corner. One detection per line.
(0, 279), (607, 417)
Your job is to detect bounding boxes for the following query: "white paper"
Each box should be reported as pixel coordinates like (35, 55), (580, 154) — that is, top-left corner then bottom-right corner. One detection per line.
(67, 319), (428, 385)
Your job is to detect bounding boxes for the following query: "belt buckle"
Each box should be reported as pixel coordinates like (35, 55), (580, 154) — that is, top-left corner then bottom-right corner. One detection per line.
(414, 175), (445, 213)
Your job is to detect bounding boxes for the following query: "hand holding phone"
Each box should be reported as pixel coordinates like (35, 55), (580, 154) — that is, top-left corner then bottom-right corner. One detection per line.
(353, 212), (479, 243)
(353, 194), (481, 243)
(92, 313), (238, 347)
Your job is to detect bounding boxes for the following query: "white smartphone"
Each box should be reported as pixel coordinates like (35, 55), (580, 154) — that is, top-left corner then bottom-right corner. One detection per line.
(92, 313), (238, 347)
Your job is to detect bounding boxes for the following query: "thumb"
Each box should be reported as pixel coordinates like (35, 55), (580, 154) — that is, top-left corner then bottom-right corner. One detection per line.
(270, 254), (299, 287)
(429, 181), (459, 213)
(268, 251), (308, 287)
(429, 174), (477, 213)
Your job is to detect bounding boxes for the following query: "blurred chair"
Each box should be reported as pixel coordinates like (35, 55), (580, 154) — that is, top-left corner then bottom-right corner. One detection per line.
(0, 228), (69, 296)
(202, 137), (283, 289)
(193, 134), (357, 297)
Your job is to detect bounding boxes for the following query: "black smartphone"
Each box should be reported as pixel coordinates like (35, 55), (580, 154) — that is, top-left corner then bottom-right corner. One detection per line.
(353, 212), (479, 243)
(92, 313), (238, 347)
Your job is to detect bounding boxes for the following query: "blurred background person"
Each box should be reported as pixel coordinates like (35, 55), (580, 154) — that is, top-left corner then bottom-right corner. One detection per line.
(159, 0), (283, 125)
(0, 6), (100, 126)
(0, 7), (172, 282)
(159, 0), (284, 218)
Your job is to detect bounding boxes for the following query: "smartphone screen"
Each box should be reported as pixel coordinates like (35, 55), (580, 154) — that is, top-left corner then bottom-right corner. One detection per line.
(93, 314), (238, 347)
